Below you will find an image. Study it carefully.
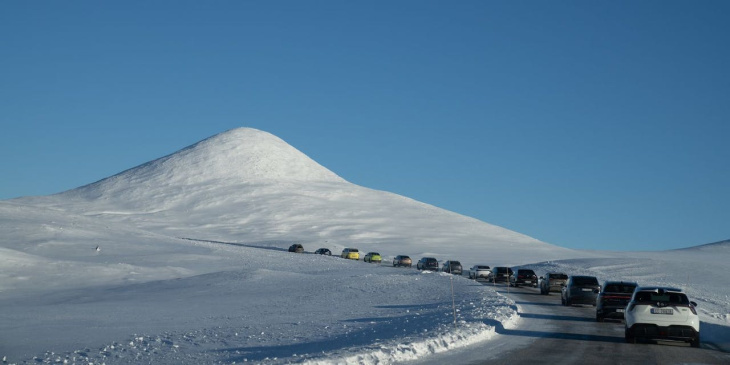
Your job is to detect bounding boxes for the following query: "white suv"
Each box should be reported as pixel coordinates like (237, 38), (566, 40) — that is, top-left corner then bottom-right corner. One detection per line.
(624, 287), (700, 347)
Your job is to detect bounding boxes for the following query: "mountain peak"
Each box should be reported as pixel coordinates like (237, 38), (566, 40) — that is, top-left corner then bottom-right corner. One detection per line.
(169, 127), (344, 183)
(67, 127), (345, 199)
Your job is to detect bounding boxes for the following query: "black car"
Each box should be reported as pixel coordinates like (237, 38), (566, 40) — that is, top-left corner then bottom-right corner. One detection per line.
(417, 257), (439, 271)
(488, 267), (513, 283)
(314, 248), (331, 255)
(442, 260), (463, 275)
(596, 281), (638, 322)
(288, 244), (304, 253)
(511, 269), (538, 288)
(561, 275), (600, 306)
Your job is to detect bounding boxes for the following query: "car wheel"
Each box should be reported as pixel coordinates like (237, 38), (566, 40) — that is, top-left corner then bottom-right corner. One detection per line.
(624, 327), (635, 344)
(561, 296), (565, 305)
(596, 314), (603, 322)
(690, 333), (700, 348)
(566, 297), (572, 306)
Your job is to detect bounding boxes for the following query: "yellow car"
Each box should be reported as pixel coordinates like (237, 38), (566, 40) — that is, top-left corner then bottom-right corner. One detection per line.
(341, 248), (360, 260)
(364, 252), (382, 263)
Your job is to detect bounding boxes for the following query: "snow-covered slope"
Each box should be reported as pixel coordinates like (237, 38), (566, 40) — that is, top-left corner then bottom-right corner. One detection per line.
(14, 127), (586, 267)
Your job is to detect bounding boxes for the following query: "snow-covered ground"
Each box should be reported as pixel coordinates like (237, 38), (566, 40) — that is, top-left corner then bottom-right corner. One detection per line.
(1, 128), (728, 364)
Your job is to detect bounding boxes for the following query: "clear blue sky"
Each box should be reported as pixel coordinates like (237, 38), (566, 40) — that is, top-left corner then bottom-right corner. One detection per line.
(2, 1), (728, 251)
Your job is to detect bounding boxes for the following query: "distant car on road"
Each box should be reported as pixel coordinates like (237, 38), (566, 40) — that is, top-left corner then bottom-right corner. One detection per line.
(341, 248), (360, 260)
(314, 248), (332, 255)
(540, 272), (568, 295)
(624, 287), (700, 347)
(487, 267), (513, 284)
(511, 268), (538, 287)
(442, 260), (463, 275)
(469, 265), (491, 280)
(561, 275), (600, 306)
(596, 281), (638, 322)
(288, 244), (304, 253)
(393, 255), (412, 267)
(417, 257), (439, 271)
(363, 252), (382, 263)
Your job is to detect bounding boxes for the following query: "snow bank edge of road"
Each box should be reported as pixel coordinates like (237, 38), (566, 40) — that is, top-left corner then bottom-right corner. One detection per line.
(301, 291), (521, 365)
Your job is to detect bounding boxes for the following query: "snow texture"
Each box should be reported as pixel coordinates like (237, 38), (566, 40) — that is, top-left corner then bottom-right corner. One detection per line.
(1, 127), (728, 364)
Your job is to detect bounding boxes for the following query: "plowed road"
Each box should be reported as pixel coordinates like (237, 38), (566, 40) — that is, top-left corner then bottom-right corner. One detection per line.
(418, 284), (730, 365)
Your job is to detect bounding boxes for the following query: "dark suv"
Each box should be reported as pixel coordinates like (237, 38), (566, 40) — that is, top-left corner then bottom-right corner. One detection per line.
(561, 275), (600, 306)
(417, 257), (439, 271)
(596, 281), (638, 322)
(442, 260), (463, 275)
(488, 267), (513, 283)
(511, 269), (538, 288)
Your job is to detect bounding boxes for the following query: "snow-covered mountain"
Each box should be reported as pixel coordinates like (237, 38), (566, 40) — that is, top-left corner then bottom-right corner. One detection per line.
(13, 127), (586, 265)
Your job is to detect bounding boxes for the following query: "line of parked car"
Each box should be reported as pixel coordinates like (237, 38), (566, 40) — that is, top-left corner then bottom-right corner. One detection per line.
(538, 271), (700, 347)
(292, 244), (701, 348)
(294, 244), (475, 274)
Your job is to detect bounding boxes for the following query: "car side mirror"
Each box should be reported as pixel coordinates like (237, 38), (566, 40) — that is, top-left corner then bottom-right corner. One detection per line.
(593, 289), (599, 294)
(560, 283), (565, 287)
(539, 276), (544, 280)
(690, 301), (698, 307)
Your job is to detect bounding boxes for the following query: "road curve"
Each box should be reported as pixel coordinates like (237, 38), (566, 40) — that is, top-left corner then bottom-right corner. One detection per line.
(417, 283), (730, 365)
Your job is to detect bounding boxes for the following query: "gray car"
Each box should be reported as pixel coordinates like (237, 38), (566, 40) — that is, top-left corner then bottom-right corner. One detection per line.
(442, 260), (462, 275)
(540, 272), (568, 295)
(562, 275), (600, 306)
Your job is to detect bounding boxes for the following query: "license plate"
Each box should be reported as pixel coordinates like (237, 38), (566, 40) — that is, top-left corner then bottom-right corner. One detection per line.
(582, 288), (593, 292)
(616, 308), (625, 313)
(525, 281), (532, 284)
(651, 308), (673, 315)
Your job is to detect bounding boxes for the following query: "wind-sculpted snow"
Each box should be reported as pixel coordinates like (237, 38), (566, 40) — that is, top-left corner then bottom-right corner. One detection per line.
(2, 243), (518, 364)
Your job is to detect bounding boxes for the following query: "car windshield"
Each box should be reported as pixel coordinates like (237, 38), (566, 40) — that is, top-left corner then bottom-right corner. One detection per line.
(451, 261), (461, 266)
(635, 291), (689, 305)
(371, 253), (380, 256)
(573, 277), (598, 285)
(605, 284), (637, 293)
(550, 274), (568, 280)
(427, 258), (437, 263)
(519, 270), (535, 275)
(350, 249), (359, 252)
(477, 266), (490, 269)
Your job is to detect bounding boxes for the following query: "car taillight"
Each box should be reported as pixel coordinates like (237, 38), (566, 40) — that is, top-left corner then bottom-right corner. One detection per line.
(690, 305), (697, 315)
(628, 303), (635, 312)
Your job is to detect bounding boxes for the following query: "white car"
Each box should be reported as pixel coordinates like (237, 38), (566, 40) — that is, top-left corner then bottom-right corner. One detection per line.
(624, 287), (700, 347)
(468, 265), (491, 280)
